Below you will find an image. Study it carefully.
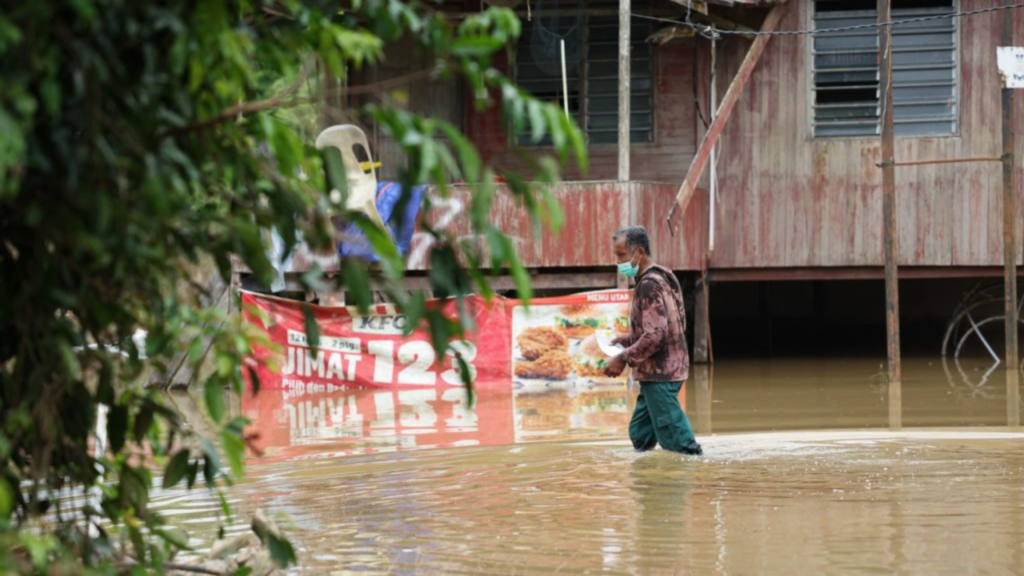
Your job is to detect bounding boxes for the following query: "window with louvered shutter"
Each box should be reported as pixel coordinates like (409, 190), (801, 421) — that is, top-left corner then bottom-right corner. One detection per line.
(812, 0), (958, 137)
(514, 1), (654, 146)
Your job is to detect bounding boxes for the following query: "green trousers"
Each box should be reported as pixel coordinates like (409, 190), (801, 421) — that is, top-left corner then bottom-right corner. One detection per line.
(629, 381), (696, 453)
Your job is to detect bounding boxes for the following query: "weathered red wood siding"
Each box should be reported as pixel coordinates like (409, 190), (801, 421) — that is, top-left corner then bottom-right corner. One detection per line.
(359, 2), (1021, 275)
(406, 181), (707, 271)
(706, 0), (1024, 269)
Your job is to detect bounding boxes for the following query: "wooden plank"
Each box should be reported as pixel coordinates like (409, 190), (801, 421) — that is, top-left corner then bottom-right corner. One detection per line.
(630, 182), (707, 270)
(952, 0), (1002, 267)
(260, 272), (620, 296)
(618, 0), (631, 182)
(1001, 0), (1019, 427)
(649, 26), (696, 45)
(667, 0), (708, 13)
(891, 157), (1003, 167)
(690, 365), (713, 435)
(1001, 0), (1018, 366)
(709, 266), (1024, 282)
(693, 0), (785, 7)
(879, 0), (902, 430)
(401, 273), (619, 291)
(692, 273), (711, 363)
(666, 1), (788, 232)
(665, 0), (761, 37)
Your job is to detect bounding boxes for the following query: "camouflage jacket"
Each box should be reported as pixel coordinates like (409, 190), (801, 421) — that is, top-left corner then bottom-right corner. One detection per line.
(621, 264), (689, 382)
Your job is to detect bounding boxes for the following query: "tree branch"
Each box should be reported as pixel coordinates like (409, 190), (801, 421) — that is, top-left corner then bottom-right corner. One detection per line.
(162, 58), (316, 137)
(166, 564), (226, 575)
(163, 68), (434, 137)
(121, 561), (227, 575)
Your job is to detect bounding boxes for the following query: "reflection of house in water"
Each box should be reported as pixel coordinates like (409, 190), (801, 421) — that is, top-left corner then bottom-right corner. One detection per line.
(238, 357), (1023, 467)
(686, 358), (1021, 434)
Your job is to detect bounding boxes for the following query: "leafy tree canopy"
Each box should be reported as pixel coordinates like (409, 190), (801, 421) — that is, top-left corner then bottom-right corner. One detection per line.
(0, 0), (585, 573)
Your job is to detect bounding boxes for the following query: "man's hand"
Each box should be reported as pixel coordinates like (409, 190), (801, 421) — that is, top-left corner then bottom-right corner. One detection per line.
(604, 353), (627, 378)
(611, 334), (630, 347)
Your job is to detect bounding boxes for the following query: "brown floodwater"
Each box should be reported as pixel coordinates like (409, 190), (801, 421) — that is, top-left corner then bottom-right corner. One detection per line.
(155, 357), (1024, 575)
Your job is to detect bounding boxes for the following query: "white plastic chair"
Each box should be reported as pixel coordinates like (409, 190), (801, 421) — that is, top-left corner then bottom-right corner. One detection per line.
(315, 125), (385, 228)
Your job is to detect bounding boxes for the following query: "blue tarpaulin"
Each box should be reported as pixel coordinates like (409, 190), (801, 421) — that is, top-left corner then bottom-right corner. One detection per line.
(338, 181), (425, 261)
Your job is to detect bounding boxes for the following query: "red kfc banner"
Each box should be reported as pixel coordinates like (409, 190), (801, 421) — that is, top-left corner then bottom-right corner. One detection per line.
(241, 291), (512, 392)
(241, 289), (644, 459)
(240, 289), (634, 393)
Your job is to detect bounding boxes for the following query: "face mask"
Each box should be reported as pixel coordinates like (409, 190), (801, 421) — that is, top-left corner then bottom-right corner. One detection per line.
(617, 250), (640, 277)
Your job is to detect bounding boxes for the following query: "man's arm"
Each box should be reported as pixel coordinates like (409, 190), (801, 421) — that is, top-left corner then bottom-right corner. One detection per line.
(622, 279), (669, 365)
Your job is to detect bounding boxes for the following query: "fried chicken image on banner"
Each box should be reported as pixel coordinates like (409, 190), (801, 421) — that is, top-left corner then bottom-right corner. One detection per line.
(514, 350), (574, 380)
(516, 326), (569, 360)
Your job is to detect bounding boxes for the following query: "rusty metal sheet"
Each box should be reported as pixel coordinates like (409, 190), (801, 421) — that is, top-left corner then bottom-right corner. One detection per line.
(705, 0), (1022, 270)
(699, 0), (786, 6)
(277, 0), (1021, 278)
(408, 181), (704, 271)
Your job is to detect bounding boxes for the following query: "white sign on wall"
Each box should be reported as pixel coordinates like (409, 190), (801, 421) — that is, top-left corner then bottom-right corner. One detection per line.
(997, 47), (1024, 88)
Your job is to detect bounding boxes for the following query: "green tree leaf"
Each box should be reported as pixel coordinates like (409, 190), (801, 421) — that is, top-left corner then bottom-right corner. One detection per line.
(0, 1), (585, 568)
(162, 449), (191, 489)
(220, 429), (245, 478)
(107, 405), (128, 454)
(302, 305), (320, 356)
(450, 36), (503, 57)
(154, 527), (191, 550)
(267, 531), (297, 568)
(133, 403), (155, 443)
(204, 375), (226, 424)
(202, 440), (221, 488)
(0, 478), (12, 519)
(341, 259), (372, 313)
(322, 146), (349, 207)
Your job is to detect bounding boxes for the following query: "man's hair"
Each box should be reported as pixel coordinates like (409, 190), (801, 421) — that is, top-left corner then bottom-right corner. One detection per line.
(612, 226), (651, 256)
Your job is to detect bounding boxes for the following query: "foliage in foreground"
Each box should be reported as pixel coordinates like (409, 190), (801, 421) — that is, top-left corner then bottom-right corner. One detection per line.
(0, 0), (585, 573)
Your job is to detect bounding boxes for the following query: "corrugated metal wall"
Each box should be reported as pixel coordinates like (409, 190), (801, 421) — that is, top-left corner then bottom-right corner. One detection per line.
(358, 1), (1021, 274)
(707, 0), (1024, 269)
(407, 181), (707, 272)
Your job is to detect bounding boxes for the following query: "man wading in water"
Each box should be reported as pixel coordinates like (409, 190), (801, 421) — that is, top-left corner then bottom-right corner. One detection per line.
(604, 226), (703, 456)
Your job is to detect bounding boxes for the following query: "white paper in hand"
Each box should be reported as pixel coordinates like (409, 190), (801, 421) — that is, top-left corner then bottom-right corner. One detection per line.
(595, 329), (624, 358)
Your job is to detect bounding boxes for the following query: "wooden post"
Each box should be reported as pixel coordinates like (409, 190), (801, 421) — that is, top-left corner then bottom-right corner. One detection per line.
(666, 2), (787, 229)
(691, 365), (713, 435)
(879, 0), (902, 430)
(693, 273), (711, 363)
(1002, 0), (1020, 428)
(618, 0), (631, 182)
(709, 36), (718, 252)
